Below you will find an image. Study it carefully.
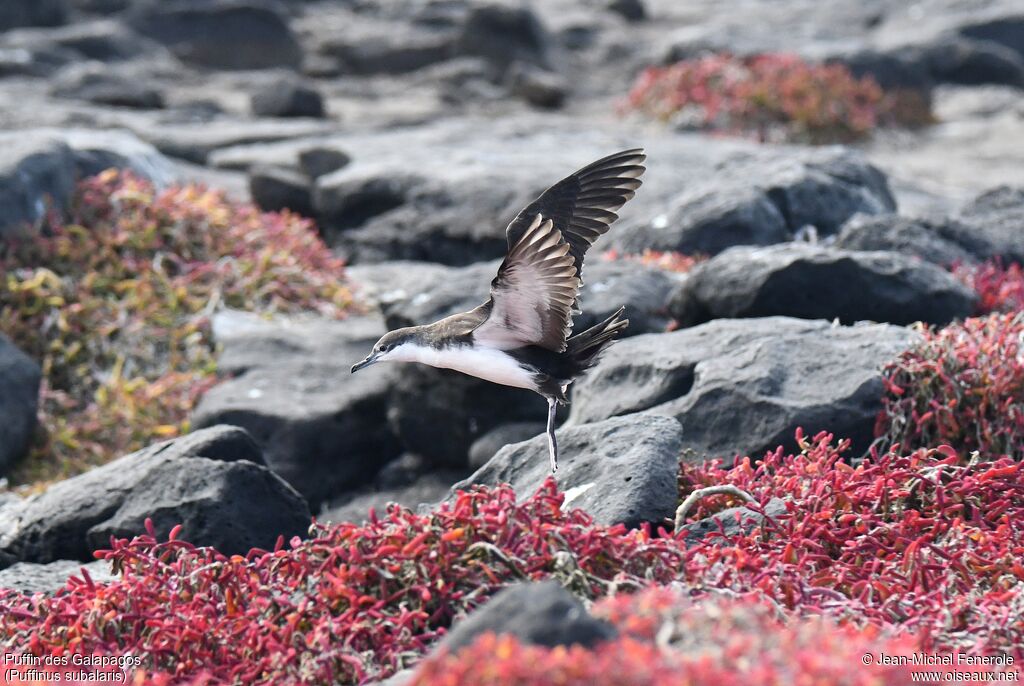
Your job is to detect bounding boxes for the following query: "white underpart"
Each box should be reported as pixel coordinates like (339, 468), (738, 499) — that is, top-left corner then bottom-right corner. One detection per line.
(382, 341), (538, 391)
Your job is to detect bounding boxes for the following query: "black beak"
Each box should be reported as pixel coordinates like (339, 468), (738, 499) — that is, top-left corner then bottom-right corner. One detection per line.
(351, 353), (378, 373)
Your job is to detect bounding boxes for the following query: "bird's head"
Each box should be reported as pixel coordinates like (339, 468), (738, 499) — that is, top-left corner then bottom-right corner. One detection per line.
(350, 327), (421, 373)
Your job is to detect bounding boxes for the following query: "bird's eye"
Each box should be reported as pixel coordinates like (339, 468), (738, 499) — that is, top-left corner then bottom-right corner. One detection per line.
(379, 344), (388, 353)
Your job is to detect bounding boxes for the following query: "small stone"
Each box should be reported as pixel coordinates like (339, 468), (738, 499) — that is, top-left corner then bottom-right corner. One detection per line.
(251, 77), (326, 118)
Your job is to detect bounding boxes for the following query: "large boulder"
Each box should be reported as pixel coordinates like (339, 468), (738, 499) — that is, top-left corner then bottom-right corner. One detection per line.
(127, 0), (302, 71)
(437, 581), (616, 654)
(250, 75), (325, 119)
(0, 426), (310, 566)
(453, 414), (684, 529)
(316, 169), (524, 265)
(569, 318), (919, 461)
(834, 214), (981, 267)
(468, 421), (546, 470)
(612, 147), (896, 256)
(669, 244), (977, 327)
(387, 363), (545, 469)
(248, 165), (314, 216)
(948, 186), (1024, 263)
(191, 312), (401, 508)
(453, 4), (554, 76)
(0, 336), (41, 474)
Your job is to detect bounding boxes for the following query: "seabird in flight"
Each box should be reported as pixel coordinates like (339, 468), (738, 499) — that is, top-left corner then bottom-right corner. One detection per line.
(351, 148), (646, 471)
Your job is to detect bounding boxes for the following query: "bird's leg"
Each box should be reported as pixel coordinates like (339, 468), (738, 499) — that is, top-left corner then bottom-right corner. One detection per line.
(546, 397), (559, 472)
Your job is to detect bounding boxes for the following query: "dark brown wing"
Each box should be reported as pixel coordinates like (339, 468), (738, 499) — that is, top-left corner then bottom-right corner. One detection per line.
(504, 148), (646, 279)
(472, 214), (580, 352)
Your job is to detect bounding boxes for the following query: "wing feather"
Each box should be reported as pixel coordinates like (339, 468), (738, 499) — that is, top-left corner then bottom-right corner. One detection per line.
(473, 214), (580, 352)
(504, 148), (646, 282)
(472, 149), (646, 351)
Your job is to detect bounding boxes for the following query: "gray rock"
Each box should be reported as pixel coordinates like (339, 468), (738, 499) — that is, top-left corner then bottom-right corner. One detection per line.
(613, 147), (895, 256)
(51, 63), (165, 109)
(141, 119), (335, 165)
(0, 132), (76, 238)
(59, 128), (179, 187)
(950, 186), (1024, 263)
(0, 0), (67, 31)
(607, 0), (646, 22)
(249, 165), (314, 215)
(128, 0), (302, 71)
(297, 146), (350, 179)
(0, 426), (310, 566)
(453, 4), (553, 76)
(827, 46), (935, 91)
(321, 455), (466, 525)
(250, 76), (325, 118)
(351, 260), (494, 329)
(438, 581), (616, 654)
(615, 184), (790, 257)
(680, 497), (788, 547)
(834, 214), (981, 267)
(0, 559), (115, 594)
(454, 414), (684, 529)
(925, 36), (1024, 87)
(0, 335), (41, 473)
(958, 13), (1024, 61)
(387, 363), (546, 469)
(321, 23), (453, 76)
(508, 63), (567, 109)
(0, 128), (178, 237)
(468, 422), (546, 470)
(669, 244), (976, 327)
(0, 19), (169, 63)
(317, 169), (522, 264)
(302, 118), (754, 265)
(192, 312), (401, 508)
(573, 260), (681, 335)
(570, 318), (919, 461)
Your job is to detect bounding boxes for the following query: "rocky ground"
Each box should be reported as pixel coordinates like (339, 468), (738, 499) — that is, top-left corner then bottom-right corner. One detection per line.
(0, 0), (1022, 683)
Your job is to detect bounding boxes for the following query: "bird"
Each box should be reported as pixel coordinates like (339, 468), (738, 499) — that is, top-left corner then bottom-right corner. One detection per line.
(351, 148), (646, 472)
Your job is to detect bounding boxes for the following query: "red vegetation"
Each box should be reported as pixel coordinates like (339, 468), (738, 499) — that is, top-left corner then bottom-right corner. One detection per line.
(0, 171), (351, 485)
(601, 248), (704, 273)
(952, 260), (1024, 315)
(0, 486), (681, 685)
(678, 432), (1024, 658)
(624, 53), (931, 143)
(876, 312), (1024, 459)
(3, 432), (1023, 684)
(412, 590), (942, 686)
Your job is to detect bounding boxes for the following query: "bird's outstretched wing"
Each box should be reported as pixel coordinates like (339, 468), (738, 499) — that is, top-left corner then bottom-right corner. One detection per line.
(473, 214), (580, 352)
(472, 149), (646, 352)
(504, 148), (646, 278)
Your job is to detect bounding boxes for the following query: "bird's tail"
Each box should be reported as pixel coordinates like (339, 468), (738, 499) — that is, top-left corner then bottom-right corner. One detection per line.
(566, 306), (628, 374)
